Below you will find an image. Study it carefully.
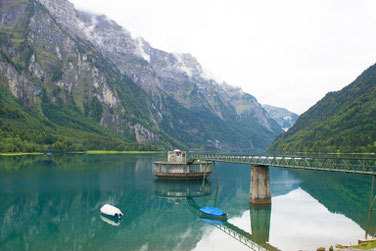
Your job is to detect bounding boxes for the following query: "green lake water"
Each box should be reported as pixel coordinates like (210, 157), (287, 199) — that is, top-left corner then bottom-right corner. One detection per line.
(0, 154), (375, 251)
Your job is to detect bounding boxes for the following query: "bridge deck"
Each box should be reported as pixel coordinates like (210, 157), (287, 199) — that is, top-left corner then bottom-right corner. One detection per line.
(187, 153), (376, 175)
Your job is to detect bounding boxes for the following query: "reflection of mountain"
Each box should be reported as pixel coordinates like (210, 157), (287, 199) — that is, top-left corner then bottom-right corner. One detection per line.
(269, 167), (300, 197)
(0, 154), (204, 250)
(290, 169), (376, 236)
(0, 156), (293, 250)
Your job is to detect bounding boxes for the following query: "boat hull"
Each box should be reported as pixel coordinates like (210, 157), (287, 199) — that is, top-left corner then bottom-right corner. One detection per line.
(100, 204), (123, 218)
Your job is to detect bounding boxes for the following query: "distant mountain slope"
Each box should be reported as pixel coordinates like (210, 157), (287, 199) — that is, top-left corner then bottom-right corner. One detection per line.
(269, 63), (376, 153)
(0, 0), (283, 152)
(263, 105), (298, 131)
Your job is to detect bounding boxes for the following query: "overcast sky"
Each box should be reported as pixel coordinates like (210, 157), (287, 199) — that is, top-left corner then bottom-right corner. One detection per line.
(70, 0), (376, 114)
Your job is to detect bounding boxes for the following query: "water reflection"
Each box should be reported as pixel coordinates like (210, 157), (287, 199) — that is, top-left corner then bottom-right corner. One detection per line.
(289, 169), (376, 236)
(185, 191), (278, 250)
(153, 180), (212, 203)
(269, 188), (365, 250)
(100, 214), (122, 226)
(0, 155), (375, 251)
(249, 205), (271, 243)
(193, 188), (368, 251)
(192, 203), (277, 251)
(152, 178), (277, 250)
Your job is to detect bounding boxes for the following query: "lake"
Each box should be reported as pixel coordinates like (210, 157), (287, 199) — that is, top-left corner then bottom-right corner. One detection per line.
(0, 154), (374, 250)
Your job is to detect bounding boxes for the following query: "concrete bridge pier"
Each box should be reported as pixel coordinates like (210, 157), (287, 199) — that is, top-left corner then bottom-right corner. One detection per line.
(249, 165), (271, 205)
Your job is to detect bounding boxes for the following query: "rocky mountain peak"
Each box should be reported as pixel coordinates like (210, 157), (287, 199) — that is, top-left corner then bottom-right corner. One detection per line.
(38, 0), (78, 31)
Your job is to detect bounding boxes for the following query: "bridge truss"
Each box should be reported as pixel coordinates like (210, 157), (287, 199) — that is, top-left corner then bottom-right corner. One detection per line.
(187, 153), (376, 175)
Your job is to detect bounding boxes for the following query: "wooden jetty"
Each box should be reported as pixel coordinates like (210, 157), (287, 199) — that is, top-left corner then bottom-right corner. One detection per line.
(153, 150), (211, 181)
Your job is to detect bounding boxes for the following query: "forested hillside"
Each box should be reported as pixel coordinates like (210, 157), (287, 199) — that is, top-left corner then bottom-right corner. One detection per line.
(270, 63), (376, 153)
(0, 85), (158, 152)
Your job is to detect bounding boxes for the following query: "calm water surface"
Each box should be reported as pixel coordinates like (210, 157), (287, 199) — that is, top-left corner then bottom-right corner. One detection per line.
(0, 154), (375, 251)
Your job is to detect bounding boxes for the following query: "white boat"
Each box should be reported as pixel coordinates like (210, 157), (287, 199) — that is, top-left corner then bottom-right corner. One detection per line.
(100, 204), (123, 218)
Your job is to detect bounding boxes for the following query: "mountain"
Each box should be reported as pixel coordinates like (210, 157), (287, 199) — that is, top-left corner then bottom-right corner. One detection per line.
(39, 0), (283, 150)
(0, 0), (282, 152)
(269, 63), (376, 153)
(263, 105), (298, 131)
(0, 0), (170, 152)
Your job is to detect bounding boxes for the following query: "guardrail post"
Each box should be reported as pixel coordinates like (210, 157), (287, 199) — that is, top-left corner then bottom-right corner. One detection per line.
(250, 165), (271, 205)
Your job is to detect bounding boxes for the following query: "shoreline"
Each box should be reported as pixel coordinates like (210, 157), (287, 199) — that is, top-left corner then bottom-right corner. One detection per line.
(0, 151), (163, 156)
(0, 152), (45, 156)
(84, 150), (163, 154)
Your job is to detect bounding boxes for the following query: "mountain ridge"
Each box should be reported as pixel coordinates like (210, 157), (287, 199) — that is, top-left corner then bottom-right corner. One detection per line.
(0, 0), (283, 152)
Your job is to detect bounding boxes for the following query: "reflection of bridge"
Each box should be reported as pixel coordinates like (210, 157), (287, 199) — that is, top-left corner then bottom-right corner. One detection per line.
(186, 197), (280, 251)
(154, 180), (280, 250)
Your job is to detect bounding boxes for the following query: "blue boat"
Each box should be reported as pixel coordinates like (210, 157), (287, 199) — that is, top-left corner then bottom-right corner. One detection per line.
(199, 206), (227, 220)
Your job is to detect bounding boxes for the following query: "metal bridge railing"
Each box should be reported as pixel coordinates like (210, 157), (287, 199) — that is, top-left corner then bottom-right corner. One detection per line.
(187, 153), (376, 175)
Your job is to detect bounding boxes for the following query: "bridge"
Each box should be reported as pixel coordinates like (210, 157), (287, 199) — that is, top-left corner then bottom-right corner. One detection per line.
(187, 153), (376, 175)
(187, 153), (376, 213)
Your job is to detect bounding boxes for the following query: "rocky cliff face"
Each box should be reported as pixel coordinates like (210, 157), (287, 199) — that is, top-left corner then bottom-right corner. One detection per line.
(0, 0), (160, 147)
(0, 0), (283, 151)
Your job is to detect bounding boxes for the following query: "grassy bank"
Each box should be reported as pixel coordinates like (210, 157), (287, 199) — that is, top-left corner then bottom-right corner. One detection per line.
(350, 239), (376, 250)
(84, 150), (163, 154)
(336, 239), (376, 250)
(0, 152), (44, 156)
(0, 150), (163, 156)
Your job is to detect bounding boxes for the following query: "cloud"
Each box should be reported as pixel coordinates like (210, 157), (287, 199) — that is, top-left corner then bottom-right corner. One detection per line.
(136, 38), (151, 63)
